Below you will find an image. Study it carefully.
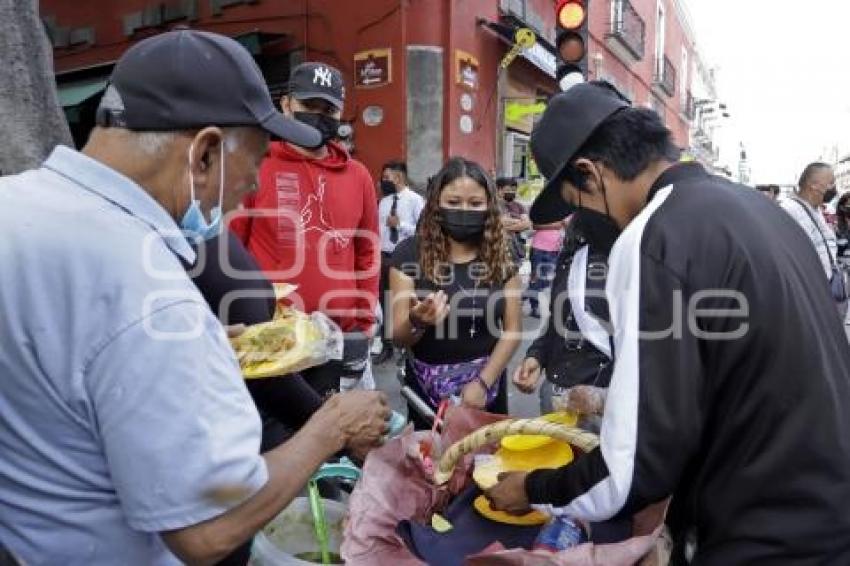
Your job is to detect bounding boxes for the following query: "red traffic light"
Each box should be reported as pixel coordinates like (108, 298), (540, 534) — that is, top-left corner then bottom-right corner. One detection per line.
(556, 0), (587, 30)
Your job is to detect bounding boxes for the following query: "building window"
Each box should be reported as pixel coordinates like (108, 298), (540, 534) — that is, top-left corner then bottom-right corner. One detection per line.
(608, 0), (646, 60)
(654, 0), (666, 78)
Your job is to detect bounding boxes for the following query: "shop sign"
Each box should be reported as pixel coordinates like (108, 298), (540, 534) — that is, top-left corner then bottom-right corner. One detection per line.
(455, 50), (479, 90)
(354, 48), (392, 88)
(505, 100), (546, 124)
(521, 42), (557, 79)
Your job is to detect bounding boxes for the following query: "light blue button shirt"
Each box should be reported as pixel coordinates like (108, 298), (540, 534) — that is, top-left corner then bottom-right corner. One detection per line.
(0, 146), (268, 565)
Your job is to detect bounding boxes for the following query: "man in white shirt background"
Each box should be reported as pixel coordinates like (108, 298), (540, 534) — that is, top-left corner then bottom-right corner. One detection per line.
(780, 162), (847, 319)
(375, 160), (425, 364)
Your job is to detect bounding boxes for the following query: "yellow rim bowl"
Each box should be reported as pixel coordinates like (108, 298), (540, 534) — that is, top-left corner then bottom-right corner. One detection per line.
(472, 441), (574, 490)
(473, 495), (548, 526)
(500, 411), (579, 451)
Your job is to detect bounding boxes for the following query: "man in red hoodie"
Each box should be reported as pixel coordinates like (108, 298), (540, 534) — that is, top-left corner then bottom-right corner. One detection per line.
(231, 62), (379, 396)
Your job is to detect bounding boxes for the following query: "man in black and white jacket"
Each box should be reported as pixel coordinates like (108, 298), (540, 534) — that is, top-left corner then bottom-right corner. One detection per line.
(486, 82), (850, 565)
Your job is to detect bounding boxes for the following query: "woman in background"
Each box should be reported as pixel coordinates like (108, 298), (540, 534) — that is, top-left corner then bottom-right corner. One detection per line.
(389, 157), (522, 428)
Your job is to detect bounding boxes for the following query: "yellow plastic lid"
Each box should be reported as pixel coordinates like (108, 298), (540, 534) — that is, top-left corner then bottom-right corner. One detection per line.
(500, 411), (579, 451)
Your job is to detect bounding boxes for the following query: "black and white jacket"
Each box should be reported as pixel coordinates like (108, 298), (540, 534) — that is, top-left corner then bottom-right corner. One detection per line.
(525, 163), (850, 564)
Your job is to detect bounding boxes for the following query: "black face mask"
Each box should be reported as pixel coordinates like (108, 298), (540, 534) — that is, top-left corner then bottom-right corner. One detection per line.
(293, 111), (340, 147)
(572, 207), (621, 253)
(439, 208), (487, 242)
(824, 188), (838, 203)
(380, 180), (397, 196)
(574, 167), (621, 252)
(502, 192), (516, 202)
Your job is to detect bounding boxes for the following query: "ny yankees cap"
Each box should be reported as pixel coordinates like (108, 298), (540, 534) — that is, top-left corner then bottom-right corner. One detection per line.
(96, 29), (321, 148)
(529, 81), (630, 223)
(288, 62), (345, 110)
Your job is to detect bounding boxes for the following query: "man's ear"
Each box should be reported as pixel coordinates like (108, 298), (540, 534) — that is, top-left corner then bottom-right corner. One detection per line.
(188, 126), (224, 196)
(572, 158), (603, 196)
(280, 95), (292, 115)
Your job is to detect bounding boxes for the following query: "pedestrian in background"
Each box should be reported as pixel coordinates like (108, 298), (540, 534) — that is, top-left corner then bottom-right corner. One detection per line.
(836, 192), (850, 325)
(389, 158), (522, 428)
(526, 214), (567, 318)
(375, 160), (424, 364)
(780, 163), (847, 318)
(756, 184), (780, 200)
(836, 192), (850, 259)
(232, 62), (380, 397)
(496, 176), (531, 260)
(513, 207), (619, 414)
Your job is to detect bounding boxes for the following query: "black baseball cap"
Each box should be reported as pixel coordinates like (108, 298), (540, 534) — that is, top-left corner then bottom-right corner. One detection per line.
(287, 62), (345, 110)
(97, 29), (321, 148)
(529, 82), (630, 223)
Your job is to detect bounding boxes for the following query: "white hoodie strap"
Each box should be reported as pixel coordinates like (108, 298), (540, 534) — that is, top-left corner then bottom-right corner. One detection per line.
(568, 245), (612, 359)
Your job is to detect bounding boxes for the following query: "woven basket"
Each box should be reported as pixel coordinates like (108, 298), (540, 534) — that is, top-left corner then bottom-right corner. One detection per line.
(433, 417), (600, 485)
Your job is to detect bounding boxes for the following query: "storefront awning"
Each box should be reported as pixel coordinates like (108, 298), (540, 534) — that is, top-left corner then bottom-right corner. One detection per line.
(57, 77), (109, 122)
(478, 18), (559, 79)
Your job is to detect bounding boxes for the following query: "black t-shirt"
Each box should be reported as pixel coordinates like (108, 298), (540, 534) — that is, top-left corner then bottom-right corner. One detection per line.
(188, 231), (275, 325)
(188, 231), (322, 431)
(390, 237), (507, 364)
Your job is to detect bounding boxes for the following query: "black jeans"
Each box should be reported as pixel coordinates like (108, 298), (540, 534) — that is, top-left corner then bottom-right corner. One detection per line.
(379, 252), (394, 344)
(301, 331), (370, 397)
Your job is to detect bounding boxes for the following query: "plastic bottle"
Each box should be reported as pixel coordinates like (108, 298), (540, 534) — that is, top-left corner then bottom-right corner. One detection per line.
(533, 516), (588, 552)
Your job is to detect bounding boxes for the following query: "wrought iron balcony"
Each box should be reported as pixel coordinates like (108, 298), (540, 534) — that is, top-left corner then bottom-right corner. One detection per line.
(608, 0), (645, 60)
(654, 55), (676, 97)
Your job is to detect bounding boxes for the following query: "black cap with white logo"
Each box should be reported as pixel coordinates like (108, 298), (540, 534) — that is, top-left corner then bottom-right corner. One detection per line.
(97, 29), (321, 148)
(287, 62), (346, 110)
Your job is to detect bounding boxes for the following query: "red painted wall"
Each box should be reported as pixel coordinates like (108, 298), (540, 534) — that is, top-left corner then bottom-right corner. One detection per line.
(587, 0), (694, 147)
(41, 0), (697, 174)
(41, 0), (409, 181)
(443, 0), (503, 173)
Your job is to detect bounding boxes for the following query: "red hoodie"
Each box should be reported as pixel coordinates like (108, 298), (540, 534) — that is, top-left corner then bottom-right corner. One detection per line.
(231, 141), (379, 333)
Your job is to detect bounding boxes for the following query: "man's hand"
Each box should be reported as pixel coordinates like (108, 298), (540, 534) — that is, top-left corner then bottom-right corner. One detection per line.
(512, 357), (541, 394)
(486, 471), (532, 514)
(460, 380), (487, 409)
(387, 215), (400, 228)
(312, 391), (390, 453)
(410, 291), (450, 327)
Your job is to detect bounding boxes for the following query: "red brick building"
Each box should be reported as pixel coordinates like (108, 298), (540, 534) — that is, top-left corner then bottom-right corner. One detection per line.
(42, 0), (700, 187)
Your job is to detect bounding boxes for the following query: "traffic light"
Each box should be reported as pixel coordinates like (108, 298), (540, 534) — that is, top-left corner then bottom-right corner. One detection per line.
(555, 0), (590, 90)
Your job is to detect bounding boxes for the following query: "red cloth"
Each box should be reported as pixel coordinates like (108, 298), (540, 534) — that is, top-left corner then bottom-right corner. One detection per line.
(342, 407), (667, 566)
(231, 141), (379, 333)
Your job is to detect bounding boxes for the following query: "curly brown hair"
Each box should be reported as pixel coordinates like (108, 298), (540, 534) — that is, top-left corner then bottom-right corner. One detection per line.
(416, 157), (516, 286)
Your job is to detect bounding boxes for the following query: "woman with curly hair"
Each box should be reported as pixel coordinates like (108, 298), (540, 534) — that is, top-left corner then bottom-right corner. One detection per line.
(389, 157), (523, 427)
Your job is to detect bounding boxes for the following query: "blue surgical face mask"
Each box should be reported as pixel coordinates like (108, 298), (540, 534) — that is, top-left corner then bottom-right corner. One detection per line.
(181, 140), (225, 242)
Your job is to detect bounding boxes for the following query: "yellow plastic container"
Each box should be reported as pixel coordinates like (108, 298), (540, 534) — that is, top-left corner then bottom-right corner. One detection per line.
(500, 411), (579, 451)
(472, 413), (578, 491)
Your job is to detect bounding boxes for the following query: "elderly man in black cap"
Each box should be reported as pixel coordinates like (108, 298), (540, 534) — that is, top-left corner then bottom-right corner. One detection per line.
(0, 30), (389, 565)
(486, 81), (850, 564)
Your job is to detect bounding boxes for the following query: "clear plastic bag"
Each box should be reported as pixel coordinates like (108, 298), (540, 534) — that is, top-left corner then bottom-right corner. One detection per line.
(552, 385), (607, 416)
(234, 311), (343, 379)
